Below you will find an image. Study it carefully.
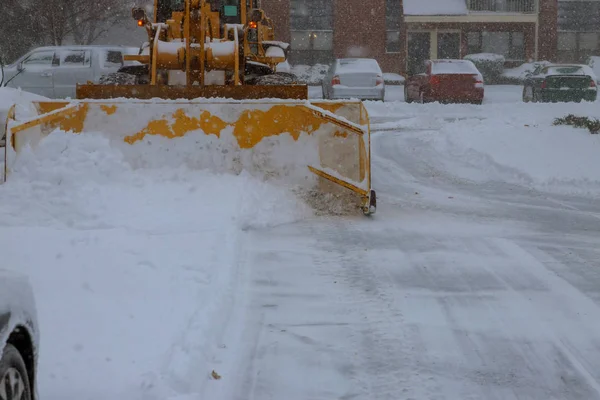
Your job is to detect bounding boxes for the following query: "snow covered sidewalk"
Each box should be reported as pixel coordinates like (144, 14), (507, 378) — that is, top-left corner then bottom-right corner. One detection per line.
(0, 132), (309, 400)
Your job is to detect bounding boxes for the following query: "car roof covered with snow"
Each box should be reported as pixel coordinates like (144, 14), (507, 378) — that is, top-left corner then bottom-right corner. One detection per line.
(534, 64), (598, 80)
(428, 59), (481, 75)
(335, 58), (382, 74)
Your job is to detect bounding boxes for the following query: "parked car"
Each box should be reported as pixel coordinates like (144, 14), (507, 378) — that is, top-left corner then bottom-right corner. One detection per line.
(404, 59), (484, 104)
(522, 64), (598, 103)
(0, 270), (40, 400)
(2, 45), (141, 99)
(322, 58), (385, 101)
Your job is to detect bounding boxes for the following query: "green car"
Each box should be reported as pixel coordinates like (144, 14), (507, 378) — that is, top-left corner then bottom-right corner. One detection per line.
(522, 64), (598, 103)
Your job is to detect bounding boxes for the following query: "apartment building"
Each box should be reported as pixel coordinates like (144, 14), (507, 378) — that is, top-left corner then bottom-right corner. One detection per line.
(262, 0), (558, 74)
(557, 0), (600, 63)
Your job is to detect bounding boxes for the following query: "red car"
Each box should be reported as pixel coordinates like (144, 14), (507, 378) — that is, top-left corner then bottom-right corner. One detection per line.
(404, 59), (485, 104)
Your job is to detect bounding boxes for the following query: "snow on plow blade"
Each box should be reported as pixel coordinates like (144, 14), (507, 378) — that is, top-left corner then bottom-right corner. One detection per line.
(3, 99), (376, 215)
(76, 83), (309, 101)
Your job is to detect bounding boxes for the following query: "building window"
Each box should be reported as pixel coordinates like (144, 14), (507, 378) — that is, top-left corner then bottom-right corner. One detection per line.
(559, 2), (600, 32)
(386, 0), (401, 52)
(558, 32), (577, 51)
(557, 31), (600, 63)
(467, 31), (525, 61)
(289, 0), (333, 65)
(468, 0), (535, 13)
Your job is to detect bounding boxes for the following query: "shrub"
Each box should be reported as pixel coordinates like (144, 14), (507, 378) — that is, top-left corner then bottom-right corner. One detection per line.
(464, 53), (506, 84)
(553, 114), (600, 134)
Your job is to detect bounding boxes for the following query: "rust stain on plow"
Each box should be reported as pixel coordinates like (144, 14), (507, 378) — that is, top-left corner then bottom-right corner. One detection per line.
(125, 105), (333, 149)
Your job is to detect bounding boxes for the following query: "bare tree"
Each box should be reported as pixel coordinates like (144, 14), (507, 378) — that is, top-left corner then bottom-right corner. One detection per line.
(1, 0), (149, 63)
(0, 0), (45, 62)
(68, 0), (139, 45)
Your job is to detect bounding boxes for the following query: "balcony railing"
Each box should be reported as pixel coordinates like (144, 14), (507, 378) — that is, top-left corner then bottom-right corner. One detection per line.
(468, 0), (537, 13)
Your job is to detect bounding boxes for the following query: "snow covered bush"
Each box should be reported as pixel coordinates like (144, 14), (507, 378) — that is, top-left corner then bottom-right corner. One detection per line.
(553, 114), (600, 134)
(501, 60), (552, 84)
(464, 53), (505, 84)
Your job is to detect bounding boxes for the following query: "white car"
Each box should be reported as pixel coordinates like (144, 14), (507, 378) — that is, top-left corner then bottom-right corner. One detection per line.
(1, 45), (141, 99)
(0, 270), (40, 400)
(321, 58), (385, 101)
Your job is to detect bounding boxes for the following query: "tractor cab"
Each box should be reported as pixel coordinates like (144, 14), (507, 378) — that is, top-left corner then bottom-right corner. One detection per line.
(156, 0), (243, 24)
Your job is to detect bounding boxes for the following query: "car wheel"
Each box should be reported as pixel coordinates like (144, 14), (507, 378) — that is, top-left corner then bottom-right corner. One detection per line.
(0, 344), (32, 400)
(523, 86), (533, 103)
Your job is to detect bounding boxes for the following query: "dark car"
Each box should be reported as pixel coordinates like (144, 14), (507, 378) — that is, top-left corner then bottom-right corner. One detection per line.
(522, 64), (598, 103)
(404, 59), (484, 105)
(0, 270), (39, 400)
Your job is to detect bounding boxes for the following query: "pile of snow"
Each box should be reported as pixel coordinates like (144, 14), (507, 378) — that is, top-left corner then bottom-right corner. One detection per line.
(465, 53), (505, 63)
(403, 0), (467, 15)
(587, 56), (600, 83)
(0, 87), (50, 128)
(0, 131), (314, 399)
(370, 99), (600, 196)
(383, 73), (405, 84)
(502, 61), (551, 81)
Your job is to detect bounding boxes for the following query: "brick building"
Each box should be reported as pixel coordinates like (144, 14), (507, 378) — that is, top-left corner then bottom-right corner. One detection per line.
(556, 0), (600, 63)
(262, 0), (558, 74)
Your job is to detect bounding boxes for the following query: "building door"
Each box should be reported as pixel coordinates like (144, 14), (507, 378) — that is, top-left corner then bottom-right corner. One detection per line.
(407, 32), (430, 75)
(437, 32), (461, 59)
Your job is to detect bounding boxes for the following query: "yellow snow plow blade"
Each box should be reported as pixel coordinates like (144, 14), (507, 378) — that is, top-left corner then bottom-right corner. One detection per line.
(3, 99), (376, 215)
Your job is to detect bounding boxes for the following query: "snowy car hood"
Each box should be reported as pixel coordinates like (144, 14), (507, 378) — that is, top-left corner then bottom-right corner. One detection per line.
(0, 269), (39, 358)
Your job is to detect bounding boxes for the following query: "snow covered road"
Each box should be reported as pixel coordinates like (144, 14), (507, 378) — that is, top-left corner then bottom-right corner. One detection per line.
(207, 136), (600, 400)
(203, 89), (600, 399)
(2, 86), (600, 399)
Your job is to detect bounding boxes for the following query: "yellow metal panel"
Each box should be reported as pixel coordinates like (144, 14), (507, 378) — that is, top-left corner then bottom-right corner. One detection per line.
(5, 99), (374, 213)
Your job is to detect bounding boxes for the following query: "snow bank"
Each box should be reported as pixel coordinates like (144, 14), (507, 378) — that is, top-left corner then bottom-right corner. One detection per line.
(502, 61), (551, 81)
(383, 73), (405, 84)
(465, 53), (505, 63)
(0, 132), (311, 400)
(375, 100), (600, 196)
(588, 56), (600, 83)
(0, 87), (50, 134)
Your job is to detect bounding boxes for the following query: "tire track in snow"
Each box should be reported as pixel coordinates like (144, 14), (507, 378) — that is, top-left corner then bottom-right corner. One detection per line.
(480, 238), (600, 399)
(307, 220), (446, 400)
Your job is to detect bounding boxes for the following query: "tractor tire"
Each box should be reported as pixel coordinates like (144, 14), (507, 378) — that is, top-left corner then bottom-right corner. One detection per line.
(97, 72), (138, 85)
(249, 72), (299, 86)
(97, 65), (150, 85)
(0, 343), (32, 400)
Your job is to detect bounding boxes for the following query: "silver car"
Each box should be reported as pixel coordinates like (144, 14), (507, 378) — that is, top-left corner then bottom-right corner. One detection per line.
(1, 45), (140, 99)
(322, 58), (385, 101)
